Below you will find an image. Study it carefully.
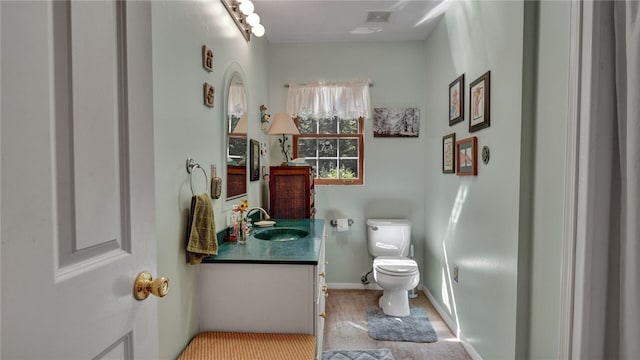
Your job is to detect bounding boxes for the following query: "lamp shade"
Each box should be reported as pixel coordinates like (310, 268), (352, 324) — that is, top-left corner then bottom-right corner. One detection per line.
(268, 113), (300, 135)
(233, 113), (248, 134)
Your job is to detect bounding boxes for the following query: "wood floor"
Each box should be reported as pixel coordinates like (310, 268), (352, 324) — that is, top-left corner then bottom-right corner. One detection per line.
(323, 289), (472, 360)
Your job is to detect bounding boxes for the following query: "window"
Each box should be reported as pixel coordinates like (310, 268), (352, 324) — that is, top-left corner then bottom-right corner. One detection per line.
(293, 116), (364, 185)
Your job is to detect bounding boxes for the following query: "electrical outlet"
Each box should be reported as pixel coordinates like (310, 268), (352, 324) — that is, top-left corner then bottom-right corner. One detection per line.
(453, 265), (459, 283)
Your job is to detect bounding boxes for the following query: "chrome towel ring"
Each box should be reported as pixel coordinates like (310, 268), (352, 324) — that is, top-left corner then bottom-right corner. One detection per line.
(186, 158), (208, 195)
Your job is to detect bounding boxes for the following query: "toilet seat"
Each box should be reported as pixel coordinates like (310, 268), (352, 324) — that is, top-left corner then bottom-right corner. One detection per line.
(374, 256), (418, 276)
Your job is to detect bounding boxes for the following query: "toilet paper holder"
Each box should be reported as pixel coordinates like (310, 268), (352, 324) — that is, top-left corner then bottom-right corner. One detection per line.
(330, 219), (354, 227)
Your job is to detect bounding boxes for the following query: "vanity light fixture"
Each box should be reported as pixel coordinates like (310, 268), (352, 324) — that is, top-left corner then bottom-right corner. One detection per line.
(221, 0), (265, 42)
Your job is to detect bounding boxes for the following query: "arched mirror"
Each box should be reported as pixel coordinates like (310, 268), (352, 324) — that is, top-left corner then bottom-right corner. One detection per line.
(226, 73), (247, 199)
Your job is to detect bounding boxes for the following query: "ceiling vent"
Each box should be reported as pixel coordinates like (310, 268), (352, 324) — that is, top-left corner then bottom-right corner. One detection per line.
(366, 10), (392, 23)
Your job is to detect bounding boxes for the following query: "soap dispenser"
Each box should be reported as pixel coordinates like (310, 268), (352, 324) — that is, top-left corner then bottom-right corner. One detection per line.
(210, 165), (222, 199)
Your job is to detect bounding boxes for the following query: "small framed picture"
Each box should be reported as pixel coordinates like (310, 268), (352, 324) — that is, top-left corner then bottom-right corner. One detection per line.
(442, 133), (456, 174)
(449, 74), (464, 126)
(250, 139), (260, 181)
(202, 45), (213, 72)
(203, 83), (215, 108)
(469, 71), (490, 132)
(456, 136), (478, 176)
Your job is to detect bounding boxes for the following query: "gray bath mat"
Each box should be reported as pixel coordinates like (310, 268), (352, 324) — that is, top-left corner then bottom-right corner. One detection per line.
(322, 349), (394, 360)
(367, 307), (438, 343)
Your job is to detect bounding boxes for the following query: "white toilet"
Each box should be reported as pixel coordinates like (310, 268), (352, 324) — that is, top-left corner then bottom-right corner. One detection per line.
(367, 219), (420, 317)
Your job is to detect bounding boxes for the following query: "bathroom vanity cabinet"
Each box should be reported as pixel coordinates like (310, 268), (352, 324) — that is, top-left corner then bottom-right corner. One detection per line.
(315, 239), (327, 356)
(199, 224), (326, 359)
(269, 166), (315, 219)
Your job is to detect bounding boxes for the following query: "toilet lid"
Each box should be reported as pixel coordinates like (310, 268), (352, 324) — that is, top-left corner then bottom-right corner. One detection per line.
(374, 256), (418, 276)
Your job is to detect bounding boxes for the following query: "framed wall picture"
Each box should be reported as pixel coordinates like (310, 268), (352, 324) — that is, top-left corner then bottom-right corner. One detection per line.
(469, 71), (490, 132)
(249, 139), (260, 181)
(373, 107), (420, 137)
(449, 74), (464, 126)
(456, 136), (478, 176)
(442, 133), (456, 174)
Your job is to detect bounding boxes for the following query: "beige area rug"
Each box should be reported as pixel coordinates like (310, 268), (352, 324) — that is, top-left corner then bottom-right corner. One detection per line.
(178, 332), (315, 360)
(323, 289), (472, 360)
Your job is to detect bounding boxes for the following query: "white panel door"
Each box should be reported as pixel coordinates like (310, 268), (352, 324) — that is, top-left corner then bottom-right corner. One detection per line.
(1, 1), (158, 359)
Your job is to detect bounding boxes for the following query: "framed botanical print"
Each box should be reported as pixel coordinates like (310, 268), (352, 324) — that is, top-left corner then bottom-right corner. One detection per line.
(456, 136), (478, 176)
(442, 133), (456, 174)
(449, 74), (464, 126)
(469, 71), (490, 132)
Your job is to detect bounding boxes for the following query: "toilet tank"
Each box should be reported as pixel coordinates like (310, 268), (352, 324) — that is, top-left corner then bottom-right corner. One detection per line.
(366, 219), (412, 257)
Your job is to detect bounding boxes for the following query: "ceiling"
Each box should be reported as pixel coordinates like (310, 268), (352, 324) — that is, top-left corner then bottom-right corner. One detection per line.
(252, 0), (450, 43)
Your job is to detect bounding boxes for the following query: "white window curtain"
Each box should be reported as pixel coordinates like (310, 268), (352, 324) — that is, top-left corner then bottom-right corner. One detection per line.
(604, 2), (639, 357)
(286, 80), (371, 119)
(227, 83), (247, 118)
(574, 1), (639, 359)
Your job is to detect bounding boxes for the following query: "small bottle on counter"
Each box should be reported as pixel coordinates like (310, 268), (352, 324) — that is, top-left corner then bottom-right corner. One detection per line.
(229, 214), (238, 242)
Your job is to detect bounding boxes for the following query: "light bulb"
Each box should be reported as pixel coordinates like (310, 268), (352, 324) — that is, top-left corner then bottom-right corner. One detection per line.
(239, 0), (254, 15)
(246, 13), (260, 26)
(251, 23), (265, 37)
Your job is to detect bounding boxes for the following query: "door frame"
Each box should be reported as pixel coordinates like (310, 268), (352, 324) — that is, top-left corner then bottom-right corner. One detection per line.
(559, 0), (606, 358)
(0, 2), (3, 357)
(558, 0), (582, 357)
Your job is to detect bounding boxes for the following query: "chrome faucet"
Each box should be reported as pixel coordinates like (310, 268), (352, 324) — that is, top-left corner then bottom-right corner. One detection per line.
(244, 207), (271, 236)
(246, 207), (270, 221)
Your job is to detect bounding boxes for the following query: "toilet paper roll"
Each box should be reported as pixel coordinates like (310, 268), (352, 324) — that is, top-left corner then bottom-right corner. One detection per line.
(336, 218), (350, 232)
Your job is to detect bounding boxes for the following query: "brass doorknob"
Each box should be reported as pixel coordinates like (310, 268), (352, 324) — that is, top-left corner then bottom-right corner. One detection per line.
(319, 312), (326, 318)
(133, 271), (169, 300)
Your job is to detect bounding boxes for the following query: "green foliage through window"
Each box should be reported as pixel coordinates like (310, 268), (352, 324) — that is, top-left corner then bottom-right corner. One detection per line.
(294, 116), (363, 185)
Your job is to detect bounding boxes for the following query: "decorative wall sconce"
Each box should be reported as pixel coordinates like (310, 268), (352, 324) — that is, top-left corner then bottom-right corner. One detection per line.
(259, 104), (270, 132)
(221, 0), (265, 42)
(482, 145), (490, 164)
(202, 45), (213, 72)
(203, 83), (215, 108)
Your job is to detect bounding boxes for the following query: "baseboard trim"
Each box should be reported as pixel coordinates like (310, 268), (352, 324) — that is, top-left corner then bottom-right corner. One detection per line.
(422, 287), (483, 360)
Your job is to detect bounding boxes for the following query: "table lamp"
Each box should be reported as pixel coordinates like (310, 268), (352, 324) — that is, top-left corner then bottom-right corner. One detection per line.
(268, 113), (300, 164)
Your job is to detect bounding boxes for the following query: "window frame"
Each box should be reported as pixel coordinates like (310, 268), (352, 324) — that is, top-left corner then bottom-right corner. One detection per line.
(293, 116), (364, 185)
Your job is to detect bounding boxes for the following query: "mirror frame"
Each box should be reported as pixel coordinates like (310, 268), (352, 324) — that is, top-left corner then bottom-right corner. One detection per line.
(223, 63), (248, 203)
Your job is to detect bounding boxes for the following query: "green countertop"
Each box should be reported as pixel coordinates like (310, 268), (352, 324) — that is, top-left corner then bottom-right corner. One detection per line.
(202, 219), (325, 265)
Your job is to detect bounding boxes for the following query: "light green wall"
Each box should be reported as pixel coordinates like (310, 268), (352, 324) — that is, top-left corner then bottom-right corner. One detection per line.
(421, 1), (569, 359)
(268, 42), (429, 286)
(151, 2), (269, 359)
(422, 1), (526, 359)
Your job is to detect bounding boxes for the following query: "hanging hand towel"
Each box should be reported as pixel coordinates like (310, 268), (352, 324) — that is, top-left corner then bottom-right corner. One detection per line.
(186, 193), (218, 265)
